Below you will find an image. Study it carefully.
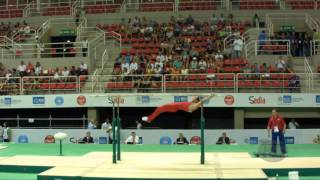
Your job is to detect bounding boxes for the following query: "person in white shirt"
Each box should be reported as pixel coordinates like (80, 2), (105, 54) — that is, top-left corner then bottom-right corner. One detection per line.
(198, 59), (207, 72)
(125, 132), (140, 144)
(53, 68), (61, 82)
(121, 60), (130, 72)
(61, 67), (70, 77)
(288, 119), (299, 129)
(87, 119), (96, 129)
(79, 62), (88, 75)
(82, 39), (88, 57)
(101, 118), (113, 144)
(233, 37), (244, 58)
(17, 61), (26, 76)
(129, 60), (138, 74)
(35, 62), (42, 76)
(0, 125), (3, 142)
(155, 59), (163, 69)
(3, 122), (10, 142)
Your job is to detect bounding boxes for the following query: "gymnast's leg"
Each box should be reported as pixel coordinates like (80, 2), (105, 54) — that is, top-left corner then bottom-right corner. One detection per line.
(142, 103), (179, 123)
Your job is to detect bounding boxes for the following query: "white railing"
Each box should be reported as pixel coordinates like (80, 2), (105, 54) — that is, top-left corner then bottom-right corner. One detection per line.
(230, 0), (280, 10)
(0, 73), (317, 95)
(125, 1), (174, 12)
(11, 26), (37, 43)
(237, 73), (306, 93)
(265, 13), (307, 36)
(311, 40), (320, 56)
(101, 48), (109, 73)
(0, 41), (88, 59)
(244, 40), (256, 59)
(22, 75), (80, 95)
(178, 0), (223, 11)
(36, 20), (50, 40)
(105, 31), (122, 50)
(304, 57), (313, 91)
(306, 14), (319, 32)
(71, 0), (81, 16)
(223, 33), (241, 50)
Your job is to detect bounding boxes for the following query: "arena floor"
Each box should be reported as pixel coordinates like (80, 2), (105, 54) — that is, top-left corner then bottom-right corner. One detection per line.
(0, 144), (319, 180)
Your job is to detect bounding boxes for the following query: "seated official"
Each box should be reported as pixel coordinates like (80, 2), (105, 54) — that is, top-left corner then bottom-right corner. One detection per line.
(125, 132), (140, 144)
(174, 133), (189, 145)
(80, 131), (94, 144)
(216, 132), (230, 145)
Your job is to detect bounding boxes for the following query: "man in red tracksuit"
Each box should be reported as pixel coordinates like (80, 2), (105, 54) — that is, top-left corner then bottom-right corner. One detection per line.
(142, 94), (217, 123)
(267, 108), (287, 155)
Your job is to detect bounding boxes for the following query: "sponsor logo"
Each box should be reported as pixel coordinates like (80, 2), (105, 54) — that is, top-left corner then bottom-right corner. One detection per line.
(77, 95), (86, 105)
(44, 135), (55, 143)
(174, 96), (188, 102)
(224, 95), (234, 105)
(0, 97), (21, 106)
(316, 95), (320, 104)
(107, 96), (124, 104)
(249, 96), (266, 104)
(33, 96), (45, 105)
(137, 96), (150, 104)
(136, 96), (162, 105)
(54, 96), (64, 105)
(278, 95), (304, 105)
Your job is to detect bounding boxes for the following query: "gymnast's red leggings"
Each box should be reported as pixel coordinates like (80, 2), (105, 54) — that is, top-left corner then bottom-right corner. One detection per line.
(147, 102), (192, 123)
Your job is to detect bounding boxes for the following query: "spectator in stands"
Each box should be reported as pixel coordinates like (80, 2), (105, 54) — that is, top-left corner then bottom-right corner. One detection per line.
(79, 62), (88, 75)
(276, 56), (286, 73)
(26, 62), (34, 75)
(53, 68), (61, 82)
(125, 132), (140, 144)
(88, 119), (96, 129)
(216, 132), (230, 144)
(174, 133), (189, 145)
(61, 67), (70, 81)
(82, 39), (88, 57)
(130, 59), (138, 74)
(232, 36), (244, 58)
(303, 33), (311, 57)
(0, 124), (3, 142)
(189, 57), (198, 74)
(288, 119), (299, 129)
(17, 61), (26, 76)
(101, 118), (113, 144)
(198, 58), (207, 73)
(70, 66), (77, 76)
(288, 74), (300, 93)
(0, 63), (5, 77)
(313, 135), (320, 144)
(34, 62), (42, 76)
(2, 122), (10, 143)
(210, 14), (218, 25)
(296, 33), (304, 56)
(81, 131), (94, 144)
(252, 13), (260, 28)
(153, 64), (162, 81)
(258, 31), (267, 54)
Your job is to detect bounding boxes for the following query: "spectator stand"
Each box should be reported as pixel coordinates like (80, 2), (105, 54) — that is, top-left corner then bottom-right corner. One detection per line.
(245, 40), (291, 59)
(265, 13), (319, 37)
(284, 0), (319, 10)
(0, 116), (88, 129)
(83, 0), (122, 14)
(0, 41), (89, 59)
(230, 0), (280, 10)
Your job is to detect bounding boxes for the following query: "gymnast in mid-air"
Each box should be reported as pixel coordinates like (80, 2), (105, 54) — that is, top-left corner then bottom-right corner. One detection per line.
(142, 93), (218, 123)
